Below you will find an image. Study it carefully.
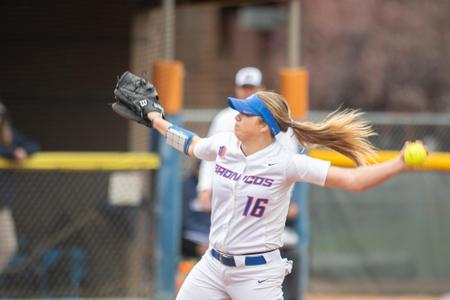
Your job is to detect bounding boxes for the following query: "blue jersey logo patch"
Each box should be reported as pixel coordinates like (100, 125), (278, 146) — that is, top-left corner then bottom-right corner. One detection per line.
(218, 146), (227, 157)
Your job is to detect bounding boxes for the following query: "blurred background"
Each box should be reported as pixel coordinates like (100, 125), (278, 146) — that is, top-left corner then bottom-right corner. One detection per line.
(0, 0), (449, 299)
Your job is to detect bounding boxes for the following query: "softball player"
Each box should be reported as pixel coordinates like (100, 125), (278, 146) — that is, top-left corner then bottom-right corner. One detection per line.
(197, 67), (298, 211)
(147, 91), (414, 300)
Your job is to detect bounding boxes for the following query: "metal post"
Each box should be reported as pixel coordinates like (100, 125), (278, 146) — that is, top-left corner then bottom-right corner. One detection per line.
(294, 182), (310, 300)
(162, 0), (175, 60)
(154, 114), (182, 300)
(154, 1), (178, 298)
(287, 1), (309, 300)
(287, 0), (301, 67)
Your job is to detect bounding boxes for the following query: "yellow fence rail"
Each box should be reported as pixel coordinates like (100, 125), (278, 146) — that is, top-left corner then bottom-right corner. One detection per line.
(309, 149), (450, 171)
(0, 152), (160, 170)
(0, 150), (448, 171)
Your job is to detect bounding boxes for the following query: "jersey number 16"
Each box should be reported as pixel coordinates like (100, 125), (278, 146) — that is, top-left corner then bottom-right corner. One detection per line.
(243, 196), (268, 218)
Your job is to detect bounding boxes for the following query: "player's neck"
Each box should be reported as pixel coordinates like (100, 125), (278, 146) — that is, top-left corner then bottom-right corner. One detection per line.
(240, 135), (274, 156)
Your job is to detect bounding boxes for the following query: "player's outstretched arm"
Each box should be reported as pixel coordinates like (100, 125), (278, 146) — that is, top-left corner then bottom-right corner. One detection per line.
(325, 156), (406, 192)
(148, 112), (201, 158)
(324, 142), (423, 192)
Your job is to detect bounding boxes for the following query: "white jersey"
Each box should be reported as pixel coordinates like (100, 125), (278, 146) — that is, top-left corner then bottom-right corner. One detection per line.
(197, 107), (298, 191)
(194, 132), (330, 254)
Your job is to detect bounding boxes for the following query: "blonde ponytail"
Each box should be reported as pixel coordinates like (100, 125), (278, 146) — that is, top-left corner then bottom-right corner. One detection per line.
(256, 91), (377, 166)
(291, 109), (377, 165)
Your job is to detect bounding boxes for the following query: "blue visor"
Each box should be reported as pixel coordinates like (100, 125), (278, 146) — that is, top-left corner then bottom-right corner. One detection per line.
(227, 94), (281, 136)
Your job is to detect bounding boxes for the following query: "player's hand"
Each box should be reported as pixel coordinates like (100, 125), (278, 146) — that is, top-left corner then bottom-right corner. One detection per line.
(13, 147), (28, 163)
(198, 190), (212, 213)
(147, 111), (163, 123)
(399, 141), (412, 170)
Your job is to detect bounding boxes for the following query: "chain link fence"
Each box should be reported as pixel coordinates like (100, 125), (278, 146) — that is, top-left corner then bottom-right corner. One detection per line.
(0, 169), (155, 298)
(309, 172), (450, 295)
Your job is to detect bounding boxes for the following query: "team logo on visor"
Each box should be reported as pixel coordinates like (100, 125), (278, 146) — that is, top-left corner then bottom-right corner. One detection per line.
(218, 146), (227, 157)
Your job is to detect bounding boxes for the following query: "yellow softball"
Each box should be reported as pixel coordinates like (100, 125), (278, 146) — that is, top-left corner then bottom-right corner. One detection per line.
(403, 141), (427, 166)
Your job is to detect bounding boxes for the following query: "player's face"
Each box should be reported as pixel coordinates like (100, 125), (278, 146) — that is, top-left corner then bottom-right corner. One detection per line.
(234, 112), (264, 141)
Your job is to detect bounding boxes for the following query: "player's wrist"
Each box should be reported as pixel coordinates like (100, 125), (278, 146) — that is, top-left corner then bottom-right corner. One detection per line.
(147, 112), (163, 123)
(396, 155), (411, 171)
(166, 125), (196, 155)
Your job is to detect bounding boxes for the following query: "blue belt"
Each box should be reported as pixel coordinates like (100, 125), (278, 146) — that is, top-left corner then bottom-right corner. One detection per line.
(210, 249), (267, 267)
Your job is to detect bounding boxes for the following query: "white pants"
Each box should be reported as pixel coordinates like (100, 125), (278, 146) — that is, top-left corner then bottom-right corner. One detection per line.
(0, 208), (18, 274)
(176, 249), (292, 300)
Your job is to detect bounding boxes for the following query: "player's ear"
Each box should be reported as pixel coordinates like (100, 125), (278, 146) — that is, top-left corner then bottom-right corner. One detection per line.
(259, 122), (270, 135)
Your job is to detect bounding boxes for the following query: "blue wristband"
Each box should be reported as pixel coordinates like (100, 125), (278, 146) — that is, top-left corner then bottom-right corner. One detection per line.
(167, 125), (196, 155)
